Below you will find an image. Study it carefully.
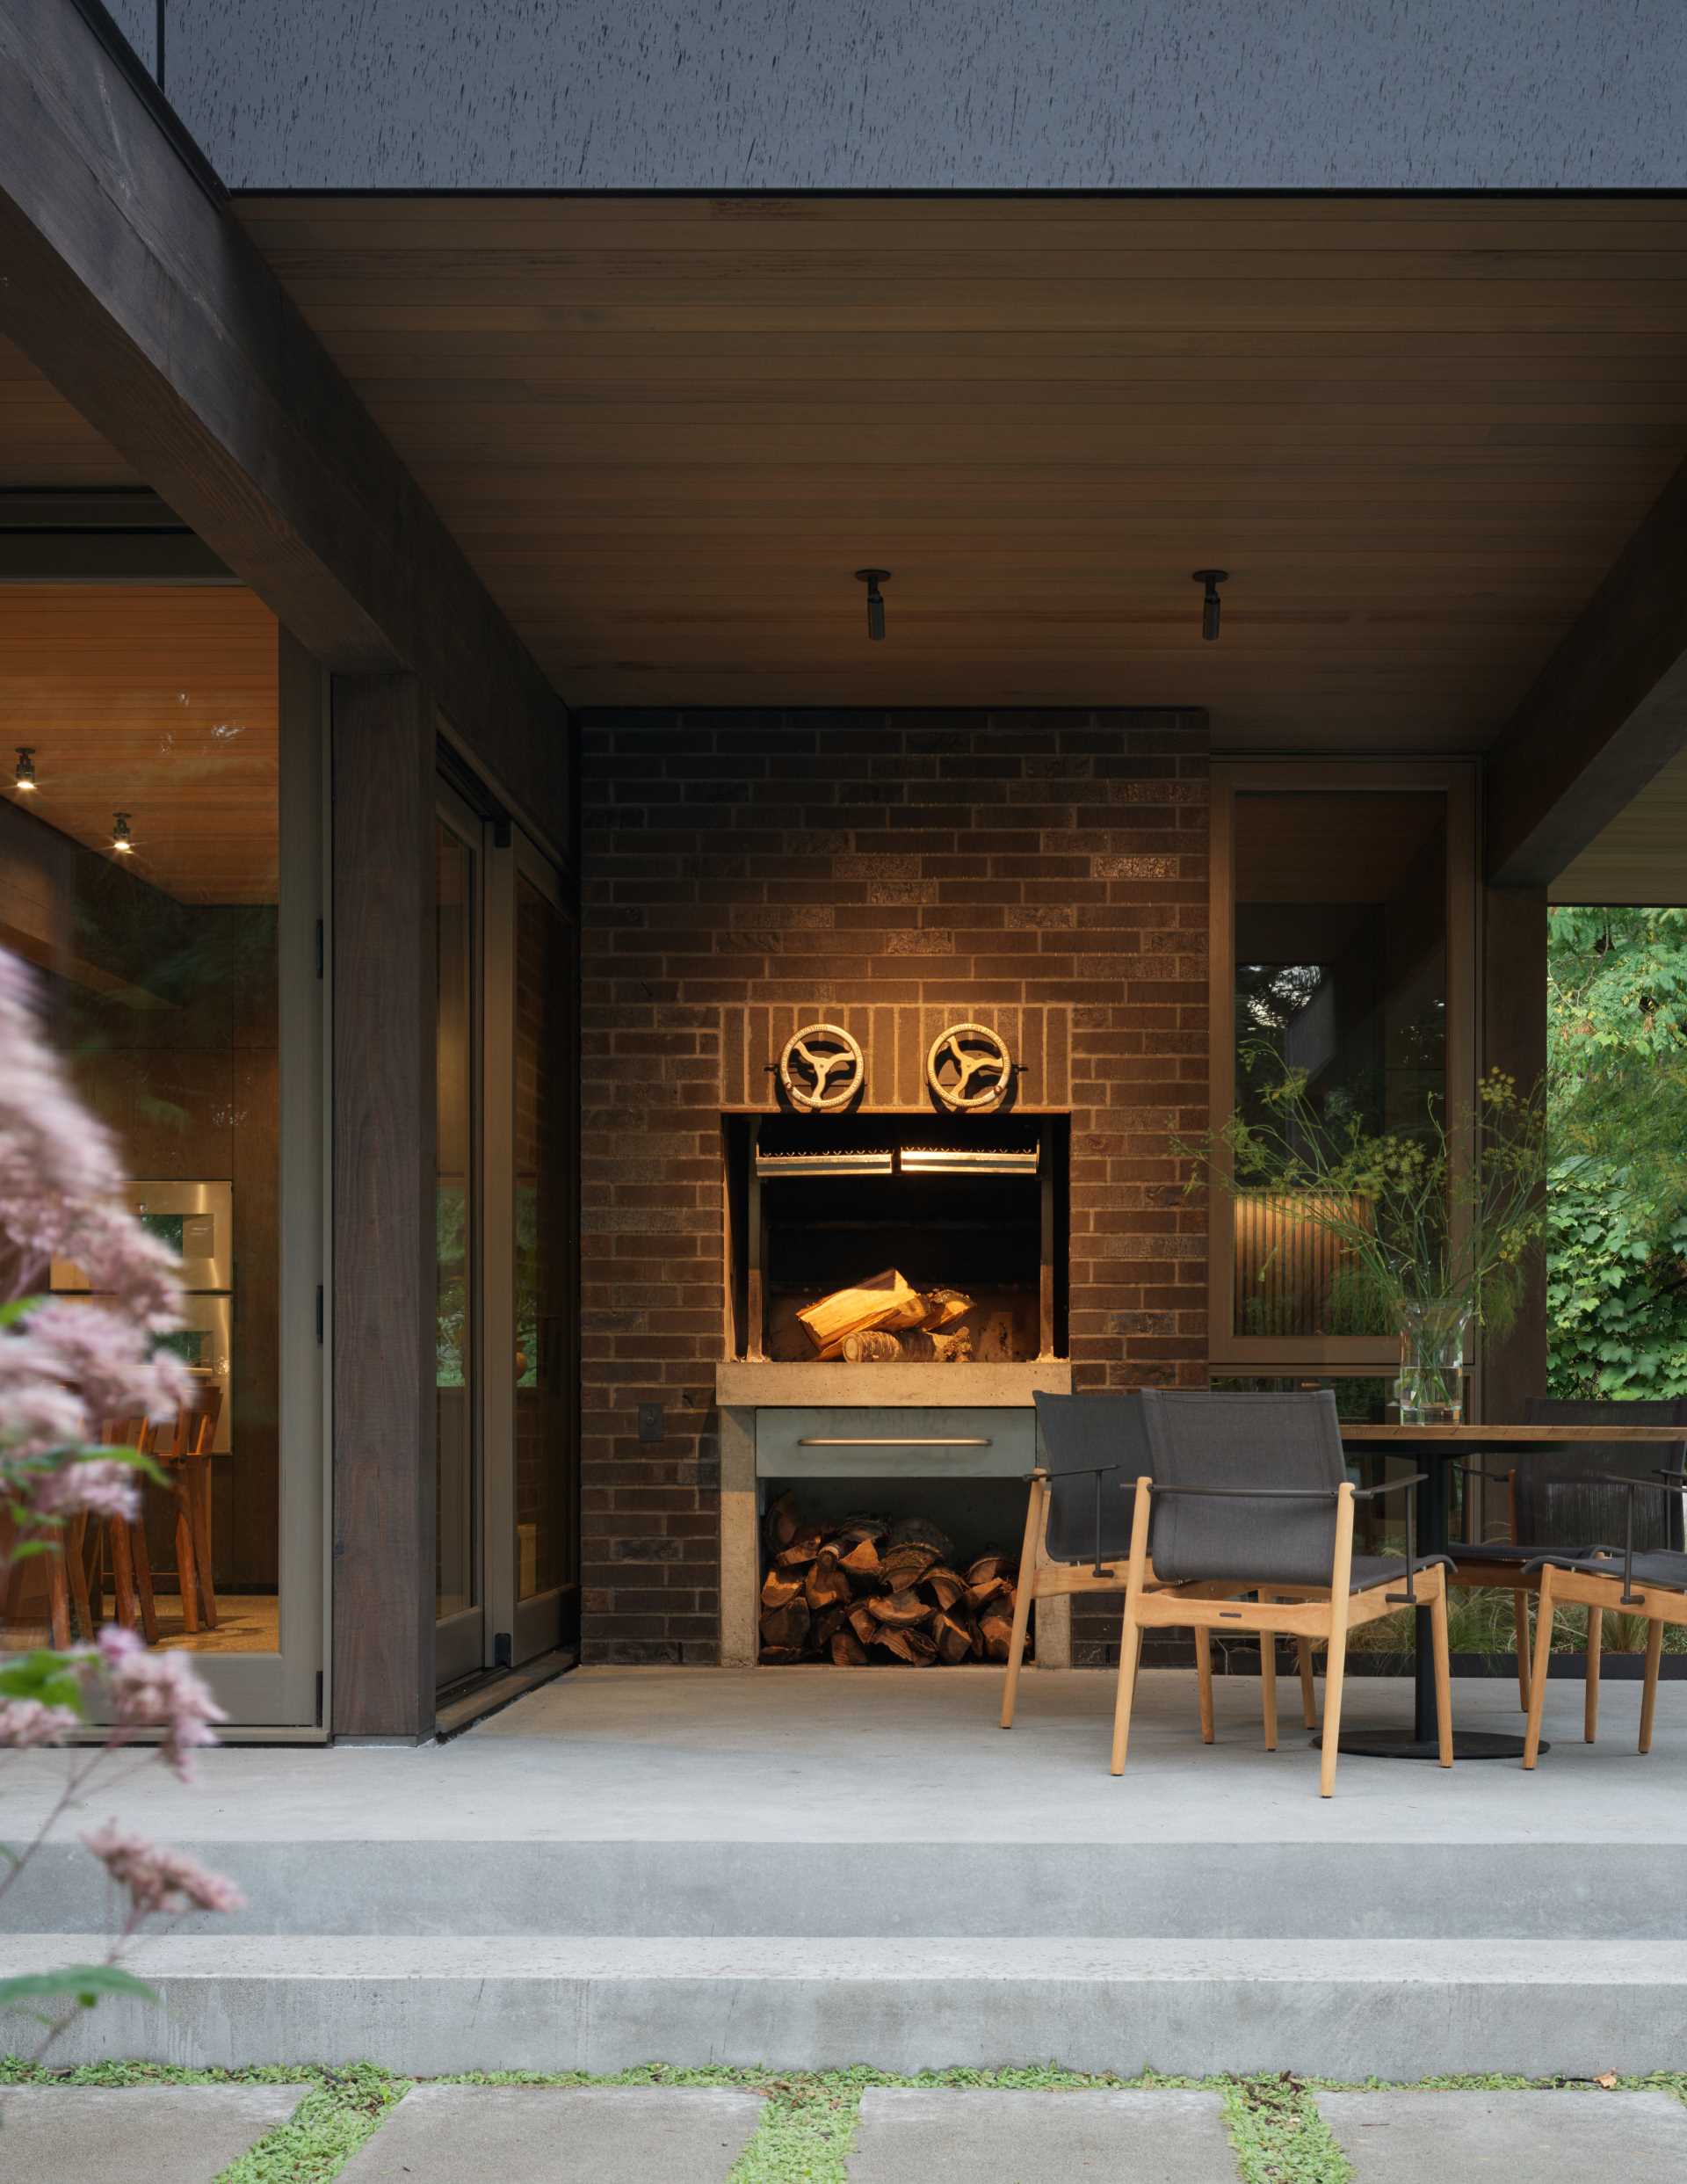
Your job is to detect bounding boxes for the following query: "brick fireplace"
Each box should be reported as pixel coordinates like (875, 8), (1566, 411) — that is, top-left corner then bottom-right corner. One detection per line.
(579, 708), (1211, 1665)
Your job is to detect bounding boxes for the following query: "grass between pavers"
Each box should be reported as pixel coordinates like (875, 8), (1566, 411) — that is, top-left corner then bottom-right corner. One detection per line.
(2, 2058), (1683, 2183)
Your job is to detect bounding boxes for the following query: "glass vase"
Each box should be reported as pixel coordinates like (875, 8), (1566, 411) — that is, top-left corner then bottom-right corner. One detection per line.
(1394, 1302), (1469, 1426)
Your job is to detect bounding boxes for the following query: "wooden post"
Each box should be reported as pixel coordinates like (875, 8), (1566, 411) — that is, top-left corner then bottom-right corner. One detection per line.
(331, 673), (437, 1738)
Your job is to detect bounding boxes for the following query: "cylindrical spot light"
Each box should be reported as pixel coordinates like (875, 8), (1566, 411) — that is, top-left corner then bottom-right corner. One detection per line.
(13, 746), (36, 792)
(112, 810), (134, 854)
(855, 567), (890, 642)
(1192, 568), (1229, 642)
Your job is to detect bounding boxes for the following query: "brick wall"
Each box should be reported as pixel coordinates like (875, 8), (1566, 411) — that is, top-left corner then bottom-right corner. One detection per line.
(579, 707), (1211, 1664)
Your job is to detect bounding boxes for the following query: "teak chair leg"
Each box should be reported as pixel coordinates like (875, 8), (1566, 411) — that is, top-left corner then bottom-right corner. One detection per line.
(1194, 1625), (1214, 1744)
(174, 1485), (201, 1636)
(47, 1546), (71, 1651)
(1640, 1615), (1664, 1756)
(1109, 1477), (1152, 1779)
(1296, 1637), (1317, 1729)
(129, 1523), (159, 1646)
(1584, 1607), (1603, 1744)
(185, 1455), (218, 1629)
(1513, 1591), (1531, 1711)
(107, 1517), (139, 1631)
(1430, 1577), (1454, 1768)
(1319, 1484), (1357, 1799)
(999, 1475), (1045, 1730)
(1259, 1620), (1278, 1752)
(66, 1514), (94, 1640)
(1524, 1567), (1555, 1769)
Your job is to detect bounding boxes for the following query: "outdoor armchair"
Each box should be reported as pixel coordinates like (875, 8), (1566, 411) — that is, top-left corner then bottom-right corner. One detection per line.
(1522, 1469), (1687, 1768)
(1115, 1389), (1456, 1797)
(1003, 1391), (1317, 1740)
(1452, 1397), (1687, 1737)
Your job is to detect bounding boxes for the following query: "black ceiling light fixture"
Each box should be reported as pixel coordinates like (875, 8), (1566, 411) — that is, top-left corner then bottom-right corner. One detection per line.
(854, 567), (890, 642)
(111, 810), (134, 856)
(1192, 567), (1229, 642)
(13, 746), (37, 793)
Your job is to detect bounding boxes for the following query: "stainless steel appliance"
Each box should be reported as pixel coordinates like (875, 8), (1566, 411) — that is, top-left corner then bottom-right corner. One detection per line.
(51, 1181), (235, 1455)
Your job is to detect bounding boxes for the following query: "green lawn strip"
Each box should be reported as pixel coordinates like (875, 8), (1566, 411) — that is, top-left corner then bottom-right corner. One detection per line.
(214, 2067), (409, 2184)
(1221, 2075), (1351, 2184)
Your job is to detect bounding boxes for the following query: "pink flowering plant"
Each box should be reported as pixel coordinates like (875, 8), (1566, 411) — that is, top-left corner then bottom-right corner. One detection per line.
(0, 948), (240, 2056)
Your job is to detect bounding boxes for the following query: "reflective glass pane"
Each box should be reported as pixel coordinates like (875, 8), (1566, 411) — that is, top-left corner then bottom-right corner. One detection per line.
(1232, 790), (1447, 1339)
(435, 820), (476, 1622)
(513, 875), (576, 1611)
(0, 585), (280, 1651)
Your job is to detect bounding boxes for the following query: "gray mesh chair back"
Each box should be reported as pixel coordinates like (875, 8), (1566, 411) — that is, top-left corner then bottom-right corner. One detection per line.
(1140, 1389), (1346, 1586)
(1517, 1397), (1687, 1553)
(1032, 1391), (1147, 1563)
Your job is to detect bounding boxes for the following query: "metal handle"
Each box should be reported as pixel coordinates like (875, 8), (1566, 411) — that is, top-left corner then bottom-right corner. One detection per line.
(795, 1436), (993, 1448)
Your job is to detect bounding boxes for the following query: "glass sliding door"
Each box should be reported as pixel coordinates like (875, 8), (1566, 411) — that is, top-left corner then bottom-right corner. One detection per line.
(431, 781), (576, 1699)
(433, 793), (483, 1687)
(510, 850), (579, 1660)
(0, 586), (323, 1726)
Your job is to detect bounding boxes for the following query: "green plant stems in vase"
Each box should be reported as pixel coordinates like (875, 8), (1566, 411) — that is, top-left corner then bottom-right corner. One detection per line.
(1395, 1299), (1472, 1425)
(1178, 1058), (1548, 1379)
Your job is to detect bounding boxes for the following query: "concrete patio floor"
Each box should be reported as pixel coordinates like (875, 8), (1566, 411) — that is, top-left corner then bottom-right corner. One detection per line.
(3, 1668), (1683, 2077)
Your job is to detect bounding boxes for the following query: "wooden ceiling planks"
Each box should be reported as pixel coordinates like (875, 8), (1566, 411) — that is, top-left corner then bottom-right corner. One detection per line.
(235, 192), (1687, 743)
(0, 586), (279, 903)
(0, 337), (140, 490)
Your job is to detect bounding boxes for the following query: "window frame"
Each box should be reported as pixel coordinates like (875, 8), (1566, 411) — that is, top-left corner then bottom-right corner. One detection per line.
(1206, 757), (1478, 1372)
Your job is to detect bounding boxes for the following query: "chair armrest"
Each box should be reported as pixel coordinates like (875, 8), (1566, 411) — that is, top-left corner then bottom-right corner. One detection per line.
(1451, 1462), (1513, 1485)
(1351, 1470), (1429, 1502)
(1587, 1470), (1686, 1495)
(1028, 1461), (1123, 1483)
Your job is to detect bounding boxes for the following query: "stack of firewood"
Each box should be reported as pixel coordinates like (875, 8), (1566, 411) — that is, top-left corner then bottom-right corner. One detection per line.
(758, 1496), (1025, 1665)
(797, 1270), (976, 1364)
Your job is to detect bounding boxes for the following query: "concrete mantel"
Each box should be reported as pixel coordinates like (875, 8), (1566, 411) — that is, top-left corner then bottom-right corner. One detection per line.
(715, 1360), (1072, 1409)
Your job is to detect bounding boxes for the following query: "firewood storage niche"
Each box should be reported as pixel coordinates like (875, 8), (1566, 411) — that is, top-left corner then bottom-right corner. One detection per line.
(725, 1113), (1068, 1366)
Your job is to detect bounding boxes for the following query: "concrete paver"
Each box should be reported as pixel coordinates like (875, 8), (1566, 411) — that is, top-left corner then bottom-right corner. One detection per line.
(0, 2083), (311, 2184)
(1317, 2088), (1687, 2180)
(336, 2084), (764, 2183)
(847, 2087), (1237, 2182)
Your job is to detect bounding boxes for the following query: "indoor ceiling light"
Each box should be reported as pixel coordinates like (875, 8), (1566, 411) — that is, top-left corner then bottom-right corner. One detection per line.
(111, 810), (134, 855)
(854, 567), (890, 642)
(13, 746), (36, 792)
(1192, 568), (1229, 642)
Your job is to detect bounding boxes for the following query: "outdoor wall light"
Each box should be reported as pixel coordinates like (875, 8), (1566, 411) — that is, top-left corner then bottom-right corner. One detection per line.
(111, 810), (134, 854)
(13, 746), (36, 792)
(855, 567), (890, 641)
(1192, 568), (1229, 642)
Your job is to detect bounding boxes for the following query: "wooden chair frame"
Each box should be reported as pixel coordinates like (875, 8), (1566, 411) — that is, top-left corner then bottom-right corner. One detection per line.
(1112, 1476), (1454, 1797)
(1000, 1466), (1319, 1742)
(1456, 1458), (1677, 1745)
(1524, 1475), (1687, 1768)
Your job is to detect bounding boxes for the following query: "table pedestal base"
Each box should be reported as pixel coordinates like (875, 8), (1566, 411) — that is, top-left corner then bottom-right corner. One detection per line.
(1314, 1729), (1546, 1761)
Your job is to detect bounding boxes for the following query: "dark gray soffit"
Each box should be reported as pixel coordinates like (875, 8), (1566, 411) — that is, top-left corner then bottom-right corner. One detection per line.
(159, 0), (1687, 192)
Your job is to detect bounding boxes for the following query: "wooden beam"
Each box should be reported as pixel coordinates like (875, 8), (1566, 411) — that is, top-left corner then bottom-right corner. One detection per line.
(1487, 457), (1687, 885)
(0, 0), (567, 845)
(331, 673), (436, 1739)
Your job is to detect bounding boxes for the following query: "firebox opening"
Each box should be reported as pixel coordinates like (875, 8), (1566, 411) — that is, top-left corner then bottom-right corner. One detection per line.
(724, 1112), (1068, 1364)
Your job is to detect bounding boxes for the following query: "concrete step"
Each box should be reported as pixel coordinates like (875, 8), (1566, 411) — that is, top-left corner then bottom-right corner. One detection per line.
(6, 1832), (1683, 1941)
(6, 1933), (1682, 2079)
